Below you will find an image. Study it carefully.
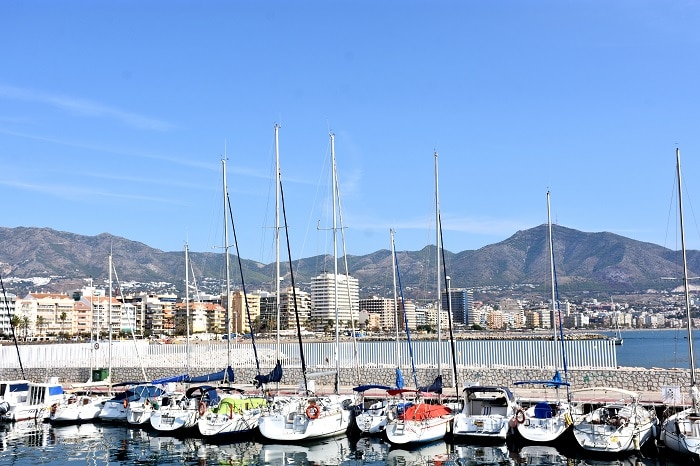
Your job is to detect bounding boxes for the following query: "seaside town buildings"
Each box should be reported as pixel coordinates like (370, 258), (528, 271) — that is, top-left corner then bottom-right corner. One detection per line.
(2, 271), (697, 340)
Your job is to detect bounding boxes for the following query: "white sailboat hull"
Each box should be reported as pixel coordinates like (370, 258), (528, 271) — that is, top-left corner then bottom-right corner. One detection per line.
(516, 411), (572, 443)
(385, 416), (452, 445)
(150, 407), (198, 432)
(99, 400), (127, 422)
(50, 396), (107, 423)
(515, 401), (574, 443)
(126, 401), (155, 425)
(661, 408), (700, 457)
(258, 395), (353, 441)
(572, 403), (657, 453)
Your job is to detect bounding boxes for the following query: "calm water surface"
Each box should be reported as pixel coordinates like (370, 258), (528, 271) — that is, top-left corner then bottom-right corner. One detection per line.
(607, 328), (699, 369)
(0, 420), (689, 466)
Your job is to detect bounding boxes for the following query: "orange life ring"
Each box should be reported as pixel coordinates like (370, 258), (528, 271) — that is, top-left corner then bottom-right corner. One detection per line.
(198, 401), (207, 416)
(305, 404), (320, 420)
(123, 399), (129, 409)
(515, 408), (526, 424)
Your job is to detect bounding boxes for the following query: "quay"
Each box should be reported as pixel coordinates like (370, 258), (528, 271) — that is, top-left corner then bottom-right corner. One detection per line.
(0, 339), (693, 412)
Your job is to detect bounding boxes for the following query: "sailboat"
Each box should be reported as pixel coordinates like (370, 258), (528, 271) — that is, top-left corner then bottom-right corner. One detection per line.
(353, 229), (412, 435)
(512, 191), (574, 444)
(257, 132), (354, 441)
(384, 152), (454, 445)
(198, 131), (283, 438)
(660, 147), (700, 457)
(611, 300), (624, 346)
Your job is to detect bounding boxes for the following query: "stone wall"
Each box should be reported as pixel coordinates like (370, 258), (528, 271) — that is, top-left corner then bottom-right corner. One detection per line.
(1, 366), (691, 395)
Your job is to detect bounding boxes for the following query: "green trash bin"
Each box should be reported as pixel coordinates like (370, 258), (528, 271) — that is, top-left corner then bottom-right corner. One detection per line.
(92, 368), (109, 382)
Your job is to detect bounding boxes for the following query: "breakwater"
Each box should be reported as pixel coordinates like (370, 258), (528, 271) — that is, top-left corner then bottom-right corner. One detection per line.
(0, 366), (691, 400)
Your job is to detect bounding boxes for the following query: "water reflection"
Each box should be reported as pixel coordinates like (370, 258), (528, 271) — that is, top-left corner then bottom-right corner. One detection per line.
(0, 423), (687, 466)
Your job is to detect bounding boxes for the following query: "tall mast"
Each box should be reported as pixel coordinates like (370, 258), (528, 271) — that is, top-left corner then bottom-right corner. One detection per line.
(108, 251), (113, 389)
(331, 132), (340, 394)
(547, 192), (558, 358)
(677, 148), (696, 389)
(275, 124), (281, 358)
(222, 157), (232, 375)
(434, 151), (442, 377)
(185, 242), (190, 375)
(391, 229), (401, 368)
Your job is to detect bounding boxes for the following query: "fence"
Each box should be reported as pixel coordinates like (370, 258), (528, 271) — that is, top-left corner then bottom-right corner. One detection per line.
(0, 338), (616, 372)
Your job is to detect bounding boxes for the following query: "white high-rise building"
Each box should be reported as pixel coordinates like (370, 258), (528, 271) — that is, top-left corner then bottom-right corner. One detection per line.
(310, 273), (359, 331)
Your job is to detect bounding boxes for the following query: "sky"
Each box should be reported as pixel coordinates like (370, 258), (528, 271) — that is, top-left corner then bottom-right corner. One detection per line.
(2, 1), (700, 266)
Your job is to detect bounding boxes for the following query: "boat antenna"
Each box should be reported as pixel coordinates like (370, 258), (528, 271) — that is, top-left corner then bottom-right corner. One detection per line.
(0, 271), (25, 379)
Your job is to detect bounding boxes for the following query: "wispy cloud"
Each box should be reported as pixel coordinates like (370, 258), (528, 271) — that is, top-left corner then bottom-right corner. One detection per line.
(0, 83), (174, 131)
(0, 179), (188, 206)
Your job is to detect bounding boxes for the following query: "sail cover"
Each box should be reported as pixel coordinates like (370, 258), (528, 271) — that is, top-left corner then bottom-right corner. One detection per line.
(419, 375), (443, 394)
(189, 366), (235, 384)
(253, 361), (283, 387)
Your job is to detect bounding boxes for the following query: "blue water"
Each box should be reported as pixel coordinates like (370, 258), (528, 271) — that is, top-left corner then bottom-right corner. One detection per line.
(603, 328), (698, 369)
(0, 421), (687, 466)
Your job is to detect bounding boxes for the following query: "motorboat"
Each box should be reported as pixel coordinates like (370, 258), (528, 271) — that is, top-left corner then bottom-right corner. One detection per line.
(452, 385), (519, 440)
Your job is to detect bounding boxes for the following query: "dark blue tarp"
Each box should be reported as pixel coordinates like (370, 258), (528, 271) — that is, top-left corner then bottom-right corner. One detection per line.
(189, 366), (234, 384)
(352, 384), (393, 393)
(253, 361), (283, 387)
(9, 383), (28, 392)
(419, 375), (443, 394)
(151, 373), (190, 385)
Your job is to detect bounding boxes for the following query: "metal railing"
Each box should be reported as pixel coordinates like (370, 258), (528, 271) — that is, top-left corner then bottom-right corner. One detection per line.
(0, 338), (616, 371)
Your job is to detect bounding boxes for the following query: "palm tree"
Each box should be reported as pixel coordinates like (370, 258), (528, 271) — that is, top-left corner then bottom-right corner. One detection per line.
(10, 314), (21, 337)
(59, 311), (67, 337)
(21, 316), (29, 341)
(36, 316), (45, 338)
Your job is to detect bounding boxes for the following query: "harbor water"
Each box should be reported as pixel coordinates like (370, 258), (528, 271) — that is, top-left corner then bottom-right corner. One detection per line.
(0, 420), (688, 466)
(2, 329), (697, 465)
(605, 328), (698, 369)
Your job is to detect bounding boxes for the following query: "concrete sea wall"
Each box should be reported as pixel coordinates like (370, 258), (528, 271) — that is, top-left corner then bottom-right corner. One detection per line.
(0, 366), (690, 398)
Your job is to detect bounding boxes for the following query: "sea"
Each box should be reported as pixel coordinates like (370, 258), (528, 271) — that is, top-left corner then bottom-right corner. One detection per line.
(602, 328), (697, 369)
(1, 328), (696, 465)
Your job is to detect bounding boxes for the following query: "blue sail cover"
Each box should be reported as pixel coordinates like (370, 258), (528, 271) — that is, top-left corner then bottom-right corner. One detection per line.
(514, 370), (570, 388)
(151, 374), (190, 385)
(352, 384), (393, 392)
(419, 375), (443, 394)
(253, 361), (283, 387)
(395, 367), (405, 389)
(189, 366), (234, 384)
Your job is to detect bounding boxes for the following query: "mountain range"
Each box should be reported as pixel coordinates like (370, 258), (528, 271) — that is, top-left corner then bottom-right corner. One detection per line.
(0, 225), (696, 300)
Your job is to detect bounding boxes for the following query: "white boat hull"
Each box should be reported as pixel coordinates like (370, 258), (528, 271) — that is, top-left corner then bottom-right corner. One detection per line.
(516, 404), (573, 443)
(50, 396), (107, 423)
(660, 408), (700, 457)
(258, 395), (353, 441)
(99, 400), (128, 422)
(385, 416), (451, 445)
(572, 404), (656, 453)
(150, 408), (198, 432)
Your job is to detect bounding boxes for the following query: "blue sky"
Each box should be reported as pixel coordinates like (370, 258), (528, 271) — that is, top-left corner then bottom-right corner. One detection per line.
(2, 1), (700, 265)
